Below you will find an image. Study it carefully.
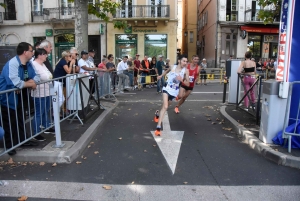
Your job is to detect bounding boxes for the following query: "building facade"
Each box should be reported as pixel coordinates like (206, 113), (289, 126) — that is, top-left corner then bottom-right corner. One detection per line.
(106, 0), (178, 64)
(181, 0), (197, 60)
(198, 0), (279, 67)
(0, 0), (107, 67)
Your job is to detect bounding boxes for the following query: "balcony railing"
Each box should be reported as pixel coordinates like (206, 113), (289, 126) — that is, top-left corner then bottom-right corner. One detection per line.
(226, 11), (238, 22)
(32, 11), (43, 22)
(0, 12), (17, 20)
(245, 9), (280, 22)
(43, 7), (76, 21)
(114, 5), (170, 19)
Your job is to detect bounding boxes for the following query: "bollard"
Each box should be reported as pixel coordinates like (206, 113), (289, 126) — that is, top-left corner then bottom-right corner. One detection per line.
(49, 82), (65, 148)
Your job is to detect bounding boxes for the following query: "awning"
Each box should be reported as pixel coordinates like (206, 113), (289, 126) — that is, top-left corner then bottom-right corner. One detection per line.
(241, 26), (279, 34)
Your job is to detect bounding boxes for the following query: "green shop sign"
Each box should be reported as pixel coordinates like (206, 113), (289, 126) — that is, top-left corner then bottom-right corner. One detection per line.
(54, 29), (74, 35)
(45, 29), (53, 37)
(116, 40), (137, 44)
(124, 26), (132, 34)
(133, 28), (157, 33)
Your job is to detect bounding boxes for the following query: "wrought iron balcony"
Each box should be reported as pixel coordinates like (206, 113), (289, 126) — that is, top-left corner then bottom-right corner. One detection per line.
(114, 5), (170, 19)
(0, 12), (17, 20)
(43, 7), (76, 21)
(31, 11), (43, 22)
(245, 9), (280, 22)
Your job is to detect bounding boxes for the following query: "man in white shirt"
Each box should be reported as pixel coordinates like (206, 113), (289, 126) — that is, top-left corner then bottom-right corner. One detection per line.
(78, 50), (98, 94)
(117, 56), (130, 93)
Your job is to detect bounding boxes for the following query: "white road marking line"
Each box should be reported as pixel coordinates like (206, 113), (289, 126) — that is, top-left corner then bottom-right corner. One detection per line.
(192, 92), (225, 94)
(0, 180), (299, 201)
(151, 112), (184, 175)
(118, 100), (221, 103)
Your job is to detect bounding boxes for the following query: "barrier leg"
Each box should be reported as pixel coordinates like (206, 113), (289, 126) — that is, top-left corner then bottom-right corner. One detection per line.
(51, 83), (65, 148)
(288, 135), (292, 153)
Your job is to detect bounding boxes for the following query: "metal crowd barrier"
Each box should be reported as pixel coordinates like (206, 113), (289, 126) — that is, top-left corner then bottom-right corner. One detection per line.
(196, 68), (224, 84)
(282, 81), (300, 153)
(137, 69), (157, 90)
(0, 73), (104, 156)
(236, 74), (263, 125)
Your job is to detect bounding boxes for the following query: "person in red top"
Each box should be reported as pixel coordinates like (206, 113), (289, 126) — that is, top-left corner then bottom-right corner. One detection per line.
(174, 55), (200, 114)
(133, 54), (141, 88)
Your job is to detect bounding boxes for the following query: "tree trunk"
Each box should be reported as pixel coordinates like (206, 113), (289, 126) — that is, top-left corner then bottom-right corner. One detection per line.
(75, 0), (88, 51)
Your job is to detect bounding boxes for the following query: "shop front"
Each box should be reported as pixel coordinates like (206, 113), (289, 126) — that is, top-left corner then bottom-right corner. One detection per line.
(241, 26), (279, 60)
(106, 21), (177, 64)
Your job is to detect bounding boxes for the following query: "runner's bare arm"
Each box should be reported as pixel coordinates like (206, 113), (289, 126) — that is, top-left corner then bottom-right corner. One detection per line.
(182, 70), (190, 86)
(157, 68), (171, 80)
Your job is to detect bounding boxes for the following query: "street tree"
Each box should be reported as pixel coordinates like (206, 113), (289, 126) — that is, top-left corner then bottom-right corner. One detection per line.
(68, 0), (125, 52)
(257, 0), (282, 24)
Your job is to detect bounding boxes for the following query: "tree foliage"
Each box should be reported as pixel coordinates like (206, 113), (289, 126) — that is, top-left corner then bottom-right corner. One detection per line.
(0, 3), (6, 8)
(257, 0), (282, 24)
(68, 0), (126, 29)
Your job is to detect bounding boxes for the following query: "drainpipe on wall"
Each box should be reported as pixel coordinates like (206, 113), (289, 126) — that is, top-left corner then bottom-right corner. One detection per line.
(105, 22), (107, 56)
(215, 0), (219, 68)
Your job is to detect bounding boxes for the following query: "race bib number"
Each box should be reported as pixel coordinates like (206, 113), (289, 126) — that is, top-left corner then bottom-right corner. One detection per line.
(189, 76), (194, 83)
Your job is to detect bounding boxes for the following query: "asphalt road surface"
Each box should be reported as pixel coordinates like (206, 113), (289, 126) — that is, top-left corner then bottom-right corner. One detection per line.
(1, 83), (300, 201)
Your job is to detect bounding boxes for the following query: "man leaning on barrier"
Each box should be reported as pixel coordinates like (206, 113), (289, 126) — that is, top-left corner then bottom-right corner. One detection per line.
(0, 42), (41, 156)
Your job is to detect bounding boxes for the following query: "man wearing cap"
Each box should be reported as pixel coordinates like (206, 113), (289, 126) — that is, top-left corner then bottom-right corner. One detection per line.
(155, 55), (165, 93)
(133, 54), (141, 89)
(78, 50), (98, 94)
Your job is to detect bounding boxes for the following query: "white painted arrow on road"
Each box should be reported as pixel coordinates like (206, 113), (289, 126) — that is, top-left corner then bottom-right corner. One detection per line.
(151, 112), (184, 175)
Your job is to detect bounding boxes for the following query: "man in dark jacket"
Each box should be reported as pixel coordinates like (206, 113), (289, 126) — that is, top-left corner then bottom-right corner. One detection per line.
(39, 39), (53, 74)
(0, 42), (40, 155)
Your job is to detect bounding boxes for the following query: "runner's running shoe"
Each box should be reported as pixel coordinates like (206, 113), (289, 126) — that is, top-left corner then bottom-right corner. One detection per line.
(154, 110), (159, 123)
(174, 106), (180, 114)
(155, 128), (161, 136)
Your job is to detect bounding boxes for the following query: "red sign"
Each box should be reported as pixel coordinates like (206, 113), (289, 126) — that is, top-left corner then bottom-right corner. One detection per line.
(241, 26), (279, 34)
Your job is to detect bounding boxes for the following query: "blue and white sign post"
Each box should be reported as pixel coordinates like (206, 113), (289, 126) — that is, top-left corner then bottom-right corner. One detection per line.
(277, 0), (300, 119)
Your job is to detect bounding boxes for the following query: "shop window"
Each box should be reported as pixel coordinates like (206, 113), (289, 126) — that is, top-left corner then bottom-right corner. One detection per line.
(145, 34), (167, 58)
(248, 35), (261, 59)
(115, 34), (137, 60)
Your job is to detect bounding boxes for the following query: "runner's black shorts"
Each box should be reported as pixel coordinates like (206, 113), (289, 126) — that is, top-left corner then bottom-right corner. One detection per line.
(179, 83), (194, 91)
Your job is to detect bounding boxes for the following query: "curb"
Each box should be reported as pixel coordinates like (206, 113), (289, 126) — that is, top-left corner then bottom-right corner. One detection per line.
(220, 106), (300, 169)
(0, 101), (119, 163)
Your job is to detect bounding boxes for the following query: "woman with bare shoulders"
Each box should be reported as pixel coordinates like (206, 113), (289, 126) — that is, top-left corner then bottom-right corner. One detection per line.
(237, 51), (257, 109)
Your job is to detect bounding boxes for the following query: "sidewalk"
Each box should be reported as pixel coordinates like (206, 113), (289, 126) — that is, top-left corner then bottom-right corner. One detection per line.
(0, 100), (118, 163)
(220, 104), (300, 169)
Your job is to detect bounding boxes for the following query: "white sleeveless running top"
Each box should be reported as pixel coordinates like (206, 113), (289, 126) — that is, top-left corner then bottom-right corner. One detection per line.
(162, 65), (186, 97)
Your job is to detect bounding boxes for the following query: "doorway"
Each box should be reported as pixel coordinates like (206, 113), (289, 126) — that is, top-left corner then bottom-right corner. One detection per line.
(54, 34), (75, 63)
(269, 43), (278, 59)
(88, 35), (101, 66)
